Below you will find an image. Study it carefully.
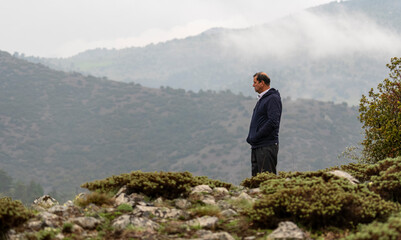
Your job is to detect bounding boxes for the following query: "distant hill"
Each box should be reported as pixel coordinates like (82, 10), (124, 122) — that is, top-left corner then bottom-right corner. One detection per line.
(21, 0), (401, 105)
(0, 50), (362, 197)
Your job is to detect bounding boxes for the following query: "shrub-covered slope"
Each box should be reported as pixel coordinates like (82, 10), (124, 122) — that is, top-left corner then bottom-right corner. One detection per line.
(0, 50), (362, 198)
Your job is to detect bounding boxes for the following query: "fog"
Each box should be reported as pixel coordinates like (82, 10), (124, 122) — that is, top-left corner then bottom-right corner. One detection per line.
(0, 0), (335, 57)
(222, 10), (401, 60)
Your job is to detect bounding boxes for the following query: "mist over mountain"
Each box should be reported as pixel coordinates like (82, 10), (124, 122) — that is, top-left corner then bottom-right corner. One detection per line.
(21, 0), (401, 105)
(0, 50), (362, 198)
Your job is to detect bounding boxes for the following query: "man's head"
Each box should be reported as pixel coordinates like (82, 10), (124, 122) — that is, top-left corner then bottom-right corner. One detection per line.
(253, 72), (270, 94)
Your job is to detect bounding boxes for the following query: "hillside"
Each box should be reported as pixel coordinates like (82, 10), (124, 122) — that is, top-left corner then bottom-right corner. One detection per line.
(0, 50), (362, 197)
(21, 0), (401, 105)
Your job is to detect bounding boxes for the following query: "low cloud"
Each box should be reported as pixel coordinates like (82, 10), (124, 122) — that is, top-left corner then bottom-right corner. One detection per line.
(221, 10), (401, 60)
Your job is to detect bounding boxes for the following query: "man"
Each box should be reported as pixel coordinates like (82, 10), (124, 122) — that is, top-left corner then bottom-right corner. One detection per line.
(246, 72), (282, 176)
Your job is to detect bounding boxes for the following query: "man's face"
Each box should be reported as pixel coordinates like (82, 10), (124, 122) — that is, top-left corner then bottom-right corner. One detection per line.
(253, 77), (264, 94)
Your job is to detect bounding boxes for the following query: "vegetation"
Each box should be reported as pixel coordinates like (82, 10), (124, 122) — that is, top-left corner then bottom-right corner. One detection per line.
(0, 169), (44, 205)
(0, 197), (33, 237)
(343, 213), (401, 240)
(74, 192), (114, 208)
(0, 50), (363, 197)
(359, 57), (401, 163)
(246, 171), (397, 229)
(81, 171), (232, 199)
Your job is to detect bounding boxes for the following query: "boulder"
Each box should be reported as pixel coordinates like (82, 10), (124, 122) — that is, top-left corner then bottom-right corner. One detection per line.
(328, 170), (359, 184)
(71, 217), (101, 230)
(32, 195), (59, 209)
(187, 216), (219, 229)
(267, 221), (306, 240)
(112, 214), (160, 231)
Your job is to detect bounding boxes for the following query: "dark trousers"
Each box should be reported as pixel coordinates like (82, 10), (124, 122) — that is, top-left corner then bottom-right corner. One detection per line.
(251, 144), (278, 176)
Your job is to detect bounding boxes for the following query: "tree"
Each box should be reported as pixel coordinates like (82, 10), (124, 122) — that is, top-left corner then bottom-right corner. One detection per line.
(359, 57), (401, 163)
(0, 169), (12, 193)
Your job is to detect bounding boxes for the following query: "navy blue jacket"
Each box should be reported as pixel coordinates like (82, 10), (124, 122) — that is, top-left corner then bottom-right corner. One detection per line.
(246, 88), (282, 148)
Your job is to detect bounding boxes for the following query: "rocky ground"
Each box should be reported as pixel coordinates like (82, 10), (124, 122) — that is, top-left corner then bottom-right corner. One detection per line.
(7, 184), (308, 240)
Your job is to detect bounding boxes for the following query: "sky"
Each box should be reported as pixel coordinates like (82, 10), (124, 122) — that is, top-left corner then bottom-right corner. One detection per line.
(0, 0), (337, 58)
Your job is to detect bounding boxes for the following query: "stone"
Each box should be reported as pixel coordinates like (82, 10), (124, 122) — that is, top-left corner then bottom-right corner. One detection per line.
(112, 214), (160, 231)
(213, 187), (229, 198)
(71, 217), (101, 230)
(187, 216), (219, 229)
(201, 195), (217, 205)
(175, 198), (191, 209)
(133, 205), (188, 219)
(267, 221), (306, 240)
(201, 231), (236, 240)
(191, 185), (213, 194)
(38, 212), (62, 228)
(248, 188), (261, 195)
(237, 192), (253, 201)
(115, 193), (131, 206)
(328, 170), (359, 184)
(220, 209), (237, 218)
(32, 195), (59, 209)
(27, 220), (43, 231)
(48, 205), (69, 217)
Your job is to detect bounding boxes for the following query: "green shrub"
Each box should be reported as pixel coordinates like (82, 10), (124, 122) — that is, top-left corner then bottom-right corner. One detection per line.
(343, 213), (401, 240)
(74, 192), (114, 207)
(81, 171), (233, 199)
(62, 222), (73, 234)
(0, 197), (33, 235)
(247, 172), (397, 229)
(240, 172), (280, 188)
(116, 203), (133, 212)
(189, 204), (221, 217)
(368, 158), (401, 202)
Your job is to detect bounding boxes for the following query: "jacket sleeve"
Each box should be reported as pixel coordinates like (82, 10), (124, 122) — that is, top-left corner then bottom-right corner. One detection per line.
(249, 96), (281, 142)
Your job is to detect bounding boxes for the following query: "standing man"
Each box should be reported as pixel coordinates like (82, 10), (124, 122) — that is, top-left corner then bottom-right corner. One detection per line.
(246, 72), (282, 176)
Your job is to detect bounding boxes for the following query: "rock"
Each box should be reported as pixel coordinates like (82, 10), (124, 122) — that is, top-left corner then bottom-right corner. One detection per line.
(71, 217), (101, 230)
(32, 195), (59, 209)
(115, 186), (128, 197)
(220, 209), (237, 218)
(153, 197), (164, 206)
(201, 231), (236, 240)
(192, 185), (213, 194)
(71, 224), (84, 234)
(175, 198), (192, 209)
(201, 195), (217, 205)
(48, 205), (69, 217)
(38, 212), (62, 228)
(115, 192), (133, 206)
(187, 216), (219, 229)
(133, 205), (188, 219)
(248, 188), (261, 196)
(213, 187), (229, 198)
(112, 214), (160, 231)
(328, 170), (359, 184)
(27, 220), (43, 231)
(267, 221), (306, 240)
(237, 192), (253, 201)
(194, 230), (235, 240)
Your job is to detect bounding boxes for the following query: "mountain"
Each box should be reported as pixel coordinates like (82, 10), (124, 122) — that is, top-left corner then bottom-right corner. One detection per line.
(21, 0), (401, 105)
(0, 50), (362, 198)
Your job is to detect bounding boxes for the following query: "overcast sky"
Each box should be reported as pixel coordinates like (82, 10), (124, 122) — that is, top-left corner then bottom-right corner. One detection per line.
(1, 0), (337, 58)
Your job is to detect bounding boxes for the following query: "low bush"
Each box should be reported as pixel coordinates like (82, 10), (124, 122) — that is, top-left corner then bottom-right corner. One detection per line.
(246, 172), (397, 229)
(368, 160), (401, 202)
(0, 197), (33, 237)
(240, 172), (280, 188)
(343, 213), (401, 240)
(74, 192), (114, 207)
(81, 171), (233, 199)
